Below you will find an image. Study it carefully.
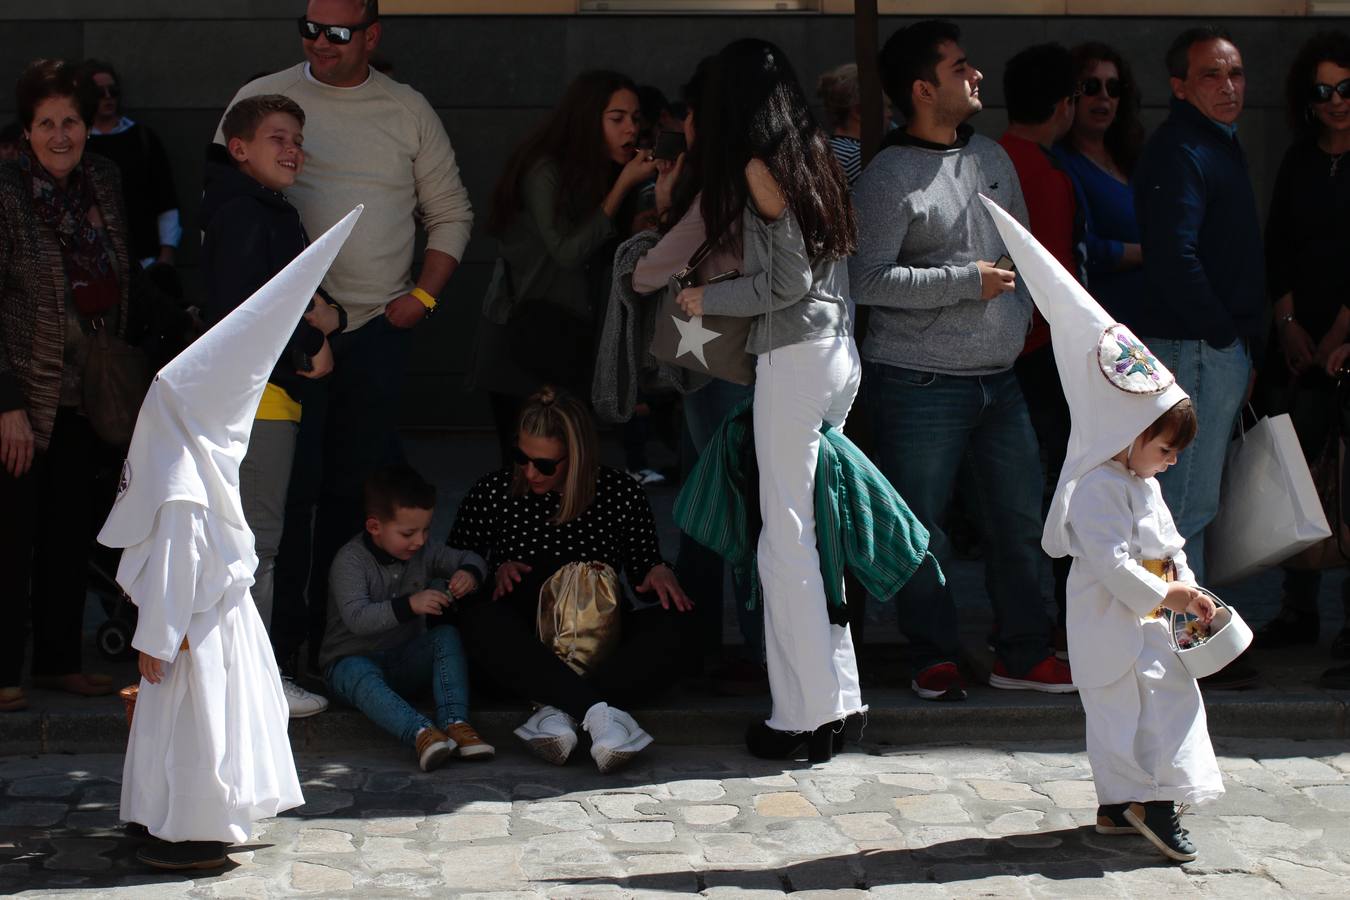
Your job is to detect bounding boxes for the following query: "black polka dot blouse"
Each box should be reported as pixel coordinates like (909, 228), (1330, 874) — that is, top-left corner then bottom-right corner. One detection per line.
(447, 466), (666, 582)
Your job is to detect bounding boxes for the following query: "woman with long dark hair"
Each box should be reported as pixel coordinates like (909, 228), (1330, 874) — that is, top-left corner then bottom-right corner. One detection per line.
(1255, 31), (1350, 681)
(671, 39), (861, 761)
(1054, 42), (1147, 322)
(472, 70), (658, 460)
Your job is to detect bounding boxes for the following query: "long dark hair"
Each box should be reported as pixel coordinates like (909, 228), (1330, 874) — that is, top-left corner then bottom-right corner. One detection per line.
(661, 55), (714, 233)
(1286, 30), (1350, 140)
(488, 70), (637, 235)
(1069, 42), (1145, 177)
(694, 39), (855, 261)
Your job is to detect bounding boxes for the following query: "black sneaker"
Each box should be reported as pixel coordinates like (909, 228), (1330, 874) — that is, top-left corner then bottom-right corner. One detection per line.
(1320, 663), (1350, 690)
(1095, 803), (1135, 835)
(1124, 801), (1196, 862)
(1254, 609), (1319, 649)
(136, 839), (229, 870)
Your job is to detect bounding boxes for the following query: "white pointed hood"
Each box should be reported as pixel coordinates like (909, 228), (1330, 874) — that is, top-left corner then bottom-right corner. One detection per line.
(978, 195), (1188, 558)
(99, 206), (363, 550)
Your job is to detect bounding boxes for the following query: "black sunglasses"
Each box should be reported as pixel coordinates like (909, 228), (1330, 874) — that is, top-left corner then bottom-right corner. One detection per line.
(1080, 77), (1123, 99)
(97, 85), (120, 99)
(296, 15), (375, 45)
(512, 447), (567, 477)
(1310, 78), (1350, 103)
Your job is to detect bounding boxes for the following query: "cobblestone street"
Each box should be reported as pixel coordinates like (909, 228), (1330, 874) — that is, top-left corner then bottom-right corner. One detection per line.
(3, 738), (1349, 898)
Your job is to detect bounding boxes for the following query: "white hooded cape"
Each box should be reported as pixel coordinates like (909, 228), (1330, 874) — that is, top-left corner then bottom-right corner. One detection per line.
(100, 207), (363, 843)
(978, 195), (1189, 560)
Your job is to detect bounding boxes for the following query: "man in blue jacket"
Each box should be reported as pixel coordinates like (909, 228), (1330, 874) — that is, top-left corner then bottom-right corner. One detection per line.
(1131, 27), (1263, 584)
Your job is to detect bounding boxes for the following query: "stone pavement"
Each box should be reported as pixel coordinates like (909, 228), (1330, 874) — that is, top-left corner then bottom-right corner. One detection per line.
(3, 738), (1349, 898)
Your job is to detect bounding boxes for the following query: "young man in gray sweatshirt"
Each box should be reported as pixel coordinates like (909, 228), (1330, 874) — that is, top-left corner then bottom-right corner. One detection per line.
(850, 20), (1073, 699)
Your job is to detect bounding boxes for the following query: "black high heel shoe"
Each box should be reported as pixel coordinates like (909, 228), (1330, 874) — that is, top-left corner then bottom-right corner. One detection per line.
(745, 720), (839, 762)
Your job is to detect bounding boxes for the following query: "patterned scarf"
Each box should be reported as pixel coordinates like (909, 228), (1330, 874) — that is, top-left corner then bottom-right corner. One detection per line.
(19, 145), (119, 317)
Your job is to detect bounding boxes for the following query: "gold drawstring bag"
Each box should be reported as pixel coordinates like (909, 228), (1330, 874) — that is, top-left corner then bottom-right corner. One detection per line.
(536, 561), (622, 676)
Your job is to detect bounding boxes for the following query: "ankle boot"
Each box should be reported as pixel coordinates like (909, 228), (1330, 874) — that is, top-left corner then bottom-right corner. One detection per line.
(745, 720), (837, 763)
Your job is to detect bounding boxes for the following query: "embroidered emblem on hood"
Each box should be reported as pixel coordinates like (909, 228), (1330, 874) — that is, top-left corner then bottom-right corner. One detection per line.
(116, 460), (132, 500)
(1097, 324), (1174, 395)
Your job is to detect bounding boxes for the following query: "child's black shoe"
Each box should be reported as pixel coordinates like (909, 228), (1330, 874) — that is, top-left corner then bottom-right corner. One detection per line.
(136, 838), (229, 870)
(1124, 801), (1196, 862)
(1094, 803), (1135, 835)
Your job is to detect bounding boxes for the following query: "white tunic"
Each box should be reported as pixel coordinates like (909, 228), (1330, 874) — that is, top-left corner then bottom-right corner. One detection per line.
(119, 503), (302, 843)
(1065, 461), (1223, 806)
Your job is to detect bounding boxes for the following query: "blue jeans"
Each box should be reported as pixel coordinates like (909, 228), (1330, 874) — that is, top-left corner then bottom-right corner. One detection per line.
(326, 623), (469, 747)
(1144, 338), (1252, 584)
(864, 363), (1051, 675)
(676, 379), (762, 664)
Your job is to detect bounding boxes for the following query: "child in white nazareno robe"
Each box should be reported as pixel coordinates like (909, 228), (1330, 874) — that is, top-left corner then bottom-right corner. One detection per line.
(980, 196), (1224, 864)
(98, 207), (363, 870)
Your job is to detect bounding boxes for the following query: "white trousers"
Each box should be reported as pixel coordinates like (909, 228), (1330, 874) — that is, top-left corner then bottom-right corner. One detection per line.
(754, 336), (865, 732)
(1080, 618), (1225, 806)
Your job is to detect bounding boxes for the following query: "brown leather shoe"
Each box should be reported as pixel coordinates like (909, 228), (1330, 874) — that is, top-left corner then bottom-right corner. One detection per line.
(0, 687), (28, 712)
(445, 721), (495, 760)
(31, 673), (116, 697)
(415, 726), (454, 772)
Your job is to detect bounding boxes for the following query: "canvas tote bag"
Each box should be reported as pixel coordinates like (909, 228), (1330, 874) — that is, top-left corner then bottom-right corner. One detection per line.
(1206, 412), (1331, 585)
(650, 240), (755, 385)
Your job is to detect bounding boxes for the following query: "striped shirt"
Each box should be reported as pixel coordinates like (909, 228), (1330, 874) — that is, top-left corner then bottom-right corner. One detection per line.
(829, 135), (863, 186)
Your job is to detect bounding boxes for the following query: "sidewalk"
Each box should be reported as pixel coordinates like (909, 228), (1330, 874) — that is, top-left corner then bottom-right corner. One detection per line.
(4, 430), (1347, 755)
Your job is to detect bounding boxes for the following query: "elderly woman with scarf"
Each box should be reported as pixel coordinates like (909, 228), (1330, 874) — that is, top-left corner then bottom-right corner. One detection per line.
(0, 59), (186, 712)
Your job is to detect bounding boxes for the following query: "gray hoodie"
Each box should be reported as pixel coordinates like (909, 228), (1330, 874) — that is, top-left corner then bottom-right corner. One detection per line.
(849, 129), (1032, 376)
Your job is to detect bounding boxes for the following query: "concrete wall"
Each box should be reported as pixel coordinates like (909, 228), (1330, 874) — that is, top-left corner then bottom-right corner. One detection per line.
(1, 6), (1340, 428)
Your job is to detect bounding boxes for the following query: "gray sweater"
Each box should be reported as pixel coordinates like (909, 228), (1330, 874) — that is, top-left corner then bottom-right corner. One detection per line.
(319, 533), (487, 671)
(848, 131), (1033, 376)
(701, 204), (851, 355)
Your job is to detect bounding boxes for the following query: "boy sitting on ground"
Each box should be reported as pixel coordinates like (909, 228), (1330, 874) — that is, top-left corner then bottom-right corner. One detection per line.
(320, 464), (493, 770)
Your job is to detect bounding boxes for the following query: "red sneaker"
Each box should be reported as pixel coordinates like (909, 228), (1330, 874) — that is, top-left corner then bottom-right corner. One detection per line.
(989, 655), (1077, 693)
(910, 662), (968, 701)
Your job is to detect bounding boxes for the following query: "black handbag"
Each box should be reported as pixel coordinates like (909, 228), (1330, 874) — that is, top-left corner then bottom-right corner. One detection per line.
(82, 319), (152, 446)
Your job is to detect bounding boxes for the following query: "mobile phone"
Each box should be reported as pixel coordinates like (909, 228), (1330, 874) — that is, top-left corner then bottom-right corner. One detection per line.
(653, 130), (687, 162)
(994, 254), (1015, 272)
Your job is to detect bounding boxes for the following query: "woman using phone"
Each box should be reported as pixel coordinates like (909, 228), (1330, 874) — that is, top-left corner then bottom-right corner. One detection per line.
(472, 70), (658, 462)
(668, 39), (861, 761)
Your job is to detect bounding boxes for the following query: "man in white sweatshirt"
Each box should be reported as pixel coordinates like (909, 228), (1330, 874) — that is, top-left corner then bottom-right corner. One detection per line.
(214, 0), (474, 699)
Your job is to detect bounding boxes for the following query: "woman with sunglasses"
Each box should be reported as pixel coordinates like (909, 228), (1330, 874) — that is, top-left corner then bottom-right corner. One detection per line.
(1053, 43), (1147, 322)
(447, 387), (691, 773)
(472, 70), (658, 465)
(670, 39), (860, 762)
(1252, 31), (1350, 683)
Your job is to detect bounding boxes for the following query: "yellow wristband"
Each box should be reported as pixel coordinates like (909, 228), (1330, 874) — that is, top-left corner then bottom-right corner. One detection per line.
(411, 287), (437, 310)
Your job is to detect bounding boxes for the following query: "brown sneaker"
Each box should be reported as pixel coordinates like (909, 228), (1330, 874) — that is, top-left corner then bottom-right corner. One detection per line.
(445, 721), (495, 760)
(415, 726), (455, 771)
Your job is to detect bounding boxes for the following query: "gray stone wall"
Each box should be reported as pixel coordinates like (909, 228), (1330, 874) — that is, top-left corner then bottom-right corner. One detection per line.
(1, 8), (1340, 427)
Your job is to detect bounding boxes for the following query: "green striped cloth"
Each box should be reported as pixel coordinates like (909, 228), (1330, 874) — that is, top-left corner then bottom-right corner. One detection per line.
(674, 399), (938, 609)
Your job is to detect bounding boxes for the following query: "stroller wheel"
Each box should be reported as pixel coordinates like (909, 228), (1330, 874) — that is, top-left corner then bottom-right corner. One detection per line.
(97, 620), (135, 661)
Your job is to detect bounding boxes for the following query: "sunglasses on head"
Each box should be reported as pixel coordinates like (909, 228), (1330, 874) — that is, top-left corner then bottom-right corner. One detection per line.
(512, 447), (567, 477)
(296, 15), (375, 45)
(1310, 78), (1350, 103)
(1080, 77), (1123, 99)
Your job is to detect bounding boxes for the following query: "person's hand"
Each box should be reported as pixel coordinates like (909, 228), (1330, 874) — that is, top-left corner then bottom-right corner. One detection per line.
(156, 246), (176, 267)
(0, 408), (34, 478)
(636, 563), (693, 613)
(1185, 590), (1217, 625)
(745, 158), (787, 219)
(654, 152), (685, 216)
(1280, 319), (1316, 376)
(409, 589), (451, 616)
(305, 296), (342, 336)
(1162, 581), (1205, 617)
(1326, 343), (1350, 377)
(448, 569), (479, 599)
(385, 293), (429, 329)
(139, 651), (167, 685)
(676, 285), (705, 317)
(1314, 329), (1345, 374)
(616, 149), (660, 194)
(976, 260), (1017, 300)
(493, 560), (533, 600)
(300, 339), (334, 380)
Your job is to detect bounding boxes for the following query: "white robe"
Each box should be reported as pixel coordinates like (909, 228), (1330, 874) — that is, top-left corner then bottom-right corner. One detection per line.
(1065, 461), (1224, 806)
(119, 502), (302, 843)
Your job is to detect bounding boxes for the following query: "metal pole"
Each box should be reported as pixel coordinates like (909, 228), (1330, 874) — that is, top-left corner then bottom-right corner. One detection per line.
(853, 0), (882, 167)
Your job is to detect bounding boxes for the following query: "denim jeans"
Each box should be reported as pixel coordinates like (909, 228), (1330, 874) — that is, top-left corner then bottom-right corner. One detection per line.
(1144, 338), (1252, 584)
(676, 378), (762, 665)
(864, 362), (1052, 675)
(326, 623), (469, 747)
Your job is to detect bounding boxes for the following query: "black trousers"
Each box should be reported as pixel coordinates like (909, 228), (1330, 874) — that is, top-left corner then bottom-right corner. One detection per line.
(458, 565), (681, 722)
(0, 408), (120, 686)
(1014, 344), (1072, 625)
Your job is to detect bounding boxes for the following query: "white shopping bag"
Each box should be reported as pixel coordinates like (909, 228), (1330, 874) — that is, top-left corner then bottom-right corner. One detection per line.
(1206, 413), (1331, 586)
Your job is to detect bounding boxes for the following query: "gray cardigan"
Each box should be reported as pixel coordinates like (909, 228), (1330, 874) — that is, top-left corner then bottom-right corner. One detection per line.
(700, 204), (852, 355)
(319, 533), (487, 671)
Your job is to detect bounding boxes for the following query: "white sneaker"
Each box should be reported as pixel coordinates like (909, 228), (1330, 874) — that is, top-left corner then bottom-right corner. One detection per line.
(513, 705), (577, 765)
(282, 677), (328, 718)
(582, 702), (652, 774)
